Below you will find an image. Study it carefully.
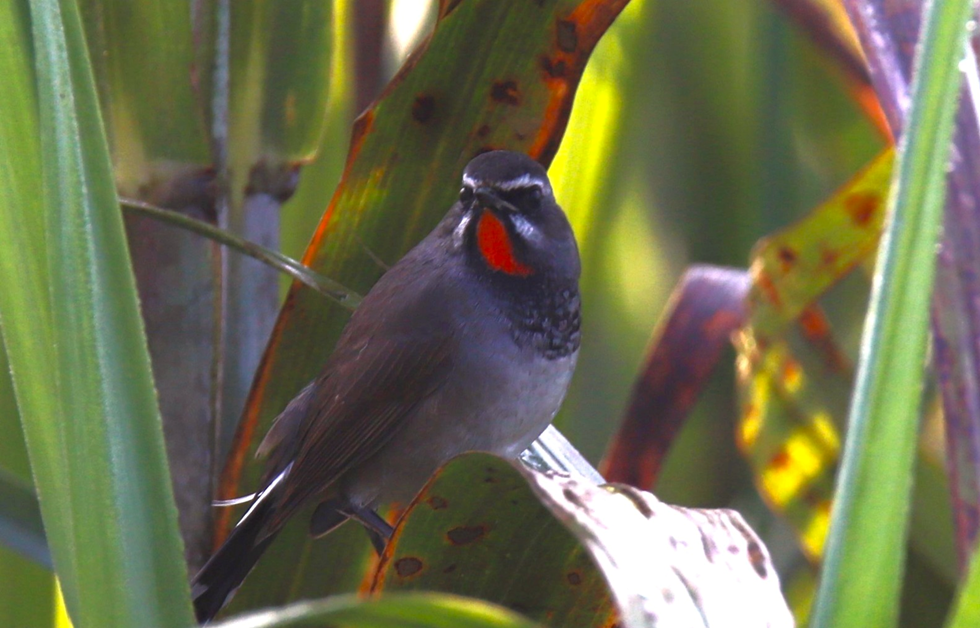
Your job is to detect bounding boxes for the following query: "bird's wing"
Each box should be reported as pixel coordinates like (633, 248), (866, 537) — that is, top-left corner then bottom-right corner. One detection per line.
(265, 304), (457, 529)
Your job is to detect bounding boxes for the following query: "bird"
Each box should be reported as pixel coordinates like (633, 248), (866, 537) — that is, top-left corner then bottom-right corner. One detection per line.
(191, 150), (582, 623)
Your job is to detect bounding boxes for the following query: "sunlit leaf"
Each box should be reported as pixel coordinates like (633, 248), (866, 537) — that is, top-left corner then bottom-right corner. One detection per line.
(734, 149), (892, 559)
(522, 458), (793, 628)
(748, 148), (892, 336)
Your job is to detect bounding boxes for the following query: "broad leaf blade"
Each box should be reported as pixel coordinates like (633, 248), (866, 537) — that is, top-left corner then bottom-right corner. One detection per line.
(0, 0), (193, 625)
(374, 454), (618, 628)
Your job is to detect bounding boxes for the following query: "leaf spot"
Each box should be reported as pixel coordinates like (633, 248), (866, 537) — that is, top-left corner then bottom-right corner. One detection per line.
(556, 20), (578, 52)
(412, 95), (436, 124)
(395, 556), (424, 578)
(747, 540), (768, 578)
(777, 246), (797, 272)
(491, 80), (521, 106)
(427, 495), (448, 510)
(566, 571), (582, 585)
(540, 55), (567, 79)
(447, 524), (487, 545)
(845, 193), (879, 227)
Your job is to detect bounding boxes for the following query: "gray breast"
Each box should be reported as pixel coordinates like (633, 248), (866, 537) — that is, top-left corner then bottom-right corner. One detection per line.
(340, 287), (579, 509)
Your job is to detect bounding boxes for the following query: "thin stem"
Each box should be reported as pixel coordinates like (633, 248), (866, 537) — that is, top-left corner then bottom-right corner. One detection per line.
(120, 198), (361, 310)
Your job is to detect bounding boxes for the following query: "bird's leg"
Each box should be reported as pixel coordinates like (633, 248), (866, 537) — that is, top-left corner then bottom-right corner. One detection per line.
(342, 504), (393, 555)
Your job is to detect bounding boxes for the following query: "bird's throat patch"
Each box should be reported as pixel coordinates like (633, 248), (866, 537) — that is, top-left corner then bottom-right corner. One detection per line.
(476, 211), (532, 276)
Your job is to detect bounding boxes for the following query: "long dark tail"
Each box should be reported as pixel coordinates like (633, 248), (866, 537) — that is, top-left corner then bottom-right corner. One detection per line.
(191, 494), (280, 624)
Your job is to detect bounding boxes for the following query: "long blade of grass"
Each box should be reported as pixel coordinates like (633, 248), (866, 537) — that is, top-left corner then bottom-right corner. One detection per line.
(810, 1), (975, 626)
(946, 537), (980, 627)
(0, 0), (195, 625)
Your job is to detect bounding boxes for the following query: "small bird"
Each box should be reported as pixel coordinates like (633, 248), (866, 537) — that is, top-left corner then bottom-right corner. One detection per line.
(191, 150), (582, 622)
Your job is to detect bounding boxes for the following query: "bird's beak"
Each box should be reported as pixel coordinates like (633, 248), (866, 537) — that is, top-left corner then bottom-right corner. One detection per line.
(475, 187), (518, 215)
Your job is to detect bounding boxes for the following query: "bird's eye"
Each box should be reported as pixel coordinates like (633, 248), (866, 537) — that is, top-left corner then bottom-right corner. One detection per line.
(460, 186), (474, 204)
(523, 186), (543, 210)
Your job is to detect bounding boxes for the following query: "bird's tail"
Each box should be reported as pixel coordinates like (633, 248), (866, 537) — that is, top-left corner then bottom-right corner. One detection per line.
(192, 473), (287, 624)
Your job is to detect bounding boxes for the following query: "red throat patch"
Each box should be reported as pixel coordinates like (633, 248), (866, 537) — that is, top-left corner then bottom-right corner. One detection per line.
(476, 211), (532, 276)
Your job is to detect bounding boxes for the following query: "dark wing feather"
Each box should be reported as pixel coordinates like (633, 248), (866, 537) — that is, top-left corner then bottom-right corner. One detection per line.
(264, 294), (457, 531)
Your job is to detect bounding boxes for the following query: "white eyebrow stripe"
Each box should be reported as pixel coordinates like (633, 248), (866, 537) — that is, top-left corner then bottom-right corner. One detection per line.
(495, 173), (549, 192)
(461, 172), (551, 194)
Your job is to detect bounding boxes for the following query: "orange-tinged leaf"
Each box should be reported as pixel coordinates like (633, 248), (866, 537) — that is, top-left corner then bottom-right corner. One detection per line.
(749, 147), (892, 338)
(736, 149), (894, 560)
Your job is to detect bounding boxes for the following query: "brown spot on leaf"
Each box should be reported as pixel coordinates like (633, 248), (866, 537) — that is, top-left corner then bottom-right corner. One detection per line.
(562, 487), (583, 507)
(443, 563), (457, 574)
(412, 95), (436, 124)
(540, 55), (567, 79)
(395, 556), (424, 578)
(755, 270), (783, 309)
(447, 524), (487, 545)
(491, 80), (521, 106)
(701, 532), (717, 562)
(747, 540), (768, 578)
(770, 450), (791, 470)
(819, 245), (840, 268)
(557, 19), (578, 52)
(777, 246), (797, 272)
(845, 193), (879, 227)
(477, 124), (491, 138)
(567, 571), (583, 585)
(428, 495), (448, 510)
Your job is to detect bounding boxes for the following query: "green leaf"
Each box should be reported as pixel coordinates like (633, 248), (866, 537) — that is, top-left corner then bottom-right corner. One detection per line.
(0, 0), (192, 625)
(946, 538), (980, 628)
(0, 328), (57, 628)
(79, 0), (211, 175)
(212, 593), (541, 628)
(375, 454), (617, 628)
(229, 0), (333, 164)
(810, 0), (975, 626)
(0, 546), (58, 628)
